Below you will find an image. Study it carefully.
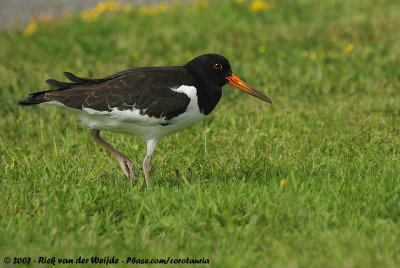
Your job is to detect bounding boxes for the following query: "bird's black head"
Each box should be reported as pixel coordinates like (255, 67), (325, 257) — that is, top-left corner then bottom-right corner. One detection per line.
(184, 54), (232, 88)
(184, 54), (272, 103)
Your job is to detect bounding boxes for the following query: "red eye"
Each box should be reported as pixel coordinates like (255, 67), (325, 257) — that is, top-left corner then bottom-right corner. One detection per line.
(213, 63), (223, 70)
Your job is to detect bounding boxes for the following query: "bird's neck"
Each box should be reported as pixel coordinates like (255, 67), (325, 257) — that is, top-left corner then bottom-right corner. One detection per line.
(196, 84), (222, 115)
(184, 67), (222, 115)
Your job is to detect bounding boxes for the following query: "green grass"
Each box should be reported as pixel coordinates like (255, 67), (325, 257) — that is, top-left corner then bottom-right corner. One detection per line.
(1, 0), (400, 267)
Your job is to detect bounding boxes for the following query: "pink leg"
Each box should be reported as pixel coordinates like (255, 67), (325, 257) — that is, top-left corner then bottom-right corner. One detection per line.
(142, 140), (158, 188)
(143, 154), (152, 187)
(90, 129), (136, 184)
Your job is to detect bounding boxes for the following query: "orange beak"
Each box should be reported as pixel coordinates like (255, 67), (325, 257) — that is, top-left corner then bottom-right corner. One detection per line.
(226, 73), (272, 103)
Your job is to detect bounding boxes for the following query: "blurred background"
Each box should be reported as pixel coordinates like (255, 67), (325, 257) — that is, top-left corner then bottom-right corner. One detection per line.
(0, 0), (168, 29)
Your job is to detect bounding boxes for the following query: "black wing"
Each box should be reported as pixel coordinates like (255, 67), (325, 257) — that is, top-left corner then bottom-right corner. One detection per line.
(40, 67), (198, 121)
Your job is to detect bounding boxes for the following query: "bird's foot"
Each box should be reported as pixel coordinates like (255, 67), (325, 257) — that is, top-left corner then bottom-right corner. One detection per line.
(118, 155), (136, 184)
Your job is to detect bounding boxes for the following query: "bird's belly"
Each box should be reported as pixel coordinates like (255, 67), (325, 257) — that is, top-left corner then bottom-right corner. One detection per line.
(66, 106), (205, 142)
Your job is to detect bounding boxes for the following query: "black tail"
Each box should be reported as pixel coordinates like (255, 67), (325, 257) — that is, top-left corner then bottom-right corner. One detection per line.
(18, 72), (86, 106)
(18, 90), (49, 106)
(19, 71), (108, 106)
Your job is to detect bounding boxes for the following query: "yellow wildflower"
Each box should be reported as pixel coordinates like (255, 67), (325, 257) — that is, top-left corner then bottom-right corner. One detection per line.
(132, 52), (140, 60)
(140, 2), (169, 16)
(24, 22), (38, 36)
(345, 43), (355, 53)
(258, 45), (266, 53)
(280, 179), (286, 190)
(96, 2), (109, 13)
(81, 9), (99, 21)
(310, 52), (317, 60)
(96, 1), (112, 13)
(81, 1), (132, 21)
(249, 0), (271, 12)
(96, 0), (120, 13)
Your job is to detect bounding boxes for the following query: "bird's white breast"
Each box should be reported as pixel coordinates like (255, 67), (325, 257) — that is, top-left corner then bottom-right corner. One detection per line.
(169, 85), (205, 127)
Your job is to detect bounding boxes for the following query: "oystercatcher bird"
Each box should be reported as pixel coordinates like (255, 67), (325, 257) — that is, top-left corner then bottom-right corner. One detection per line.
(19, 54), (271, 187)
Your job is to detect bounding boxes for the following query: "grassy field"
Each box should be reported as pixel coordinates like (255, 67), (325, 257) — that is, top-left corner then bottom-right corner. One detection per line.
(1, 0), (399, 267)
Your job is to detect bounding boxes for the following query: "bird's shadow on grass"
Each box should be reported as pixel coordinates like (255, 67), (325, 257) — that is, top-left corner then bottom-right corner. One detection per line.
(150, 161), (290, 189)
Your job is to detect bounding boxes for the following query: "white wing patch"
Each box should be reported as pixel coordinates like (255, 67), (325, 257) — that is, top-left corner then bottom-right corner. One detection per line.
(171, 85), (197, 99)
(82, 106), (167, 125)
(44, 100), (67, 107)
(82, 107), (109, 115)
